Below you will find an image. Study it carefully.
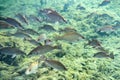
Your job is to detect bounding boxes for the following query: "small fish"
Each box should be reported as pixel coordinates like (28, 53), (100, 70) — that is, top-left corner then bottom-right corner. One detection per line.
(96, 26), (115, 34)
(25, 39), (42, 46)
(44, 39), (53, 45)
(25, 61), (39, 75)
(0, 21), (14, 29)
(56, 32), (84, 42)
(5, 31), (32, 40)
(39, 24), (56, 32)
(15, 13), (28, 25)
(37, 33), (47, 42)
(0, 17), (24, 29)
(99, 0), (110, 6)
(59, 27), (77, 33)
(28, 45), (58, 56)
(0, 44), (3, 49)
(28, 15), (42, 23)
(18, 29), (39, 35)
(0, 47), (26, 58)
(76, 4), (85, 10)
(40, 8), (67, 23)
(40, 55), (67, 71)
(45, 59), (67, 71)
(87, 39), (105, 51)
(61, 3), (69, 12)
(93, 51), (114, 59)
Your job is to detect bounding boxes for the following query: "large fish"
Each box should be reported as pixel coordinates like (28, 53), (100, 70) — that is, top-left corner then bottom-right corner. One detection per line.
(40, 8), (67, 23)
(0, 47), (26, 58)
(28, 45), (58, 56)
(39, 55), (67, 71)
(56, 32), (84, 42)
(0, 17), (24, 29)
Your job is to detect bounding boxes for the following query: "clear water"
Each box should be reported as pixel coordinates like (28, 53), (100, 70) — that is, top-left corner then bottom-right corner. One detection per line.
(0, 0), (120, 80)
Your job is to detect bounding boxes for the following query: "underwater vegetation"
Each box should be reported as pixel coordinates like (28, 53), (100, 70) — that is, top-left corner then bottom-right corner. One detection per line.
(0, 0), (120, 80)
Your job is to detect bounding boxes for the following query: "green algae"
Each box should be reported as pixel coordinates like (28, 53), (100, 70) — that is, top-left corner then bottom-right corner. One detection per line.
(0, 0), (120, 80)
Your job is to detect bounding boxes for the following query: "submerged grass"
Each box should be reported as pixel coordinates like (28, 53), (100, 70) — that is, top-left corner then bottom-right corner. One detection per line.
(0, 0), (120, 80)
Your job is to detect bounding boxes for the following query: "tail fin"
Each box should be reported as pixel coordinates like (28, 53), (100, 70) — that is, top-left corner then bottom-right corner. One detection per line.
(110, 53), (114, 59)
(38, 55), (47, 62)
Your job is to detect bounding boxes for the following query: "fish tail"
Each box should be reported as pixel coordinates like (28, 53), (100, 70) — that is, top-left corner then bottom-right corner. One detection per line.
(39, 55), (47, 62)
(0, 16), (6, 21)
(110, 53), (114, 59)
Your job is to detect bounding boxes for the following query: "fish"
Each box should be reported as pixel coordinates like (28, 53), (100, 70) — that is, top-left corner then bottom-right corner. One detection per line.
(25, 39), (42, 46)
(18, 29), (39, 35)
(0, 47), (26, 58)
(40, 8), (67, 23)
(96, 25), (115, 34)
(87, 39), (105, 51)
(93, 51), (114, 59)
(56, 32), (84, 42)
(0, 17), (24, 29)
(76, 4), (85, 10)
(5, 31), (32, 40)
(39, 55), (67, 71)
(28, 45), (58, 56)
(15, 13), (28, 25)
(0, 44), (3, 49)
(28, 15), (42, 23)
(45, 59), (67, 71)
(98, 0), (110, 6)
(39, 24), (56, 32)
(0, 20), (14, 29)
(44, 39), (53, 45)
(37, 33), (47, 42)
(59, 27), (77, 33)
(25, 61), (39, 75)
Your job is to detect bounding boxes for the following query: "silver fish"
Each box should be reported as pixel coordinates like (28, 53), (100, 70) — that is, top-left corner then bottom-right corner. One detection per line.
(0, 47), (26, 58)
(40, 8), (67, 23)
(56, 32), (84, 42)
(28, 45), (58, 56)
(93, 51), (114, 59)
(39, 55), (67, 71)
(0, 17), (24, 29)
(45, 59), (67, 71)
